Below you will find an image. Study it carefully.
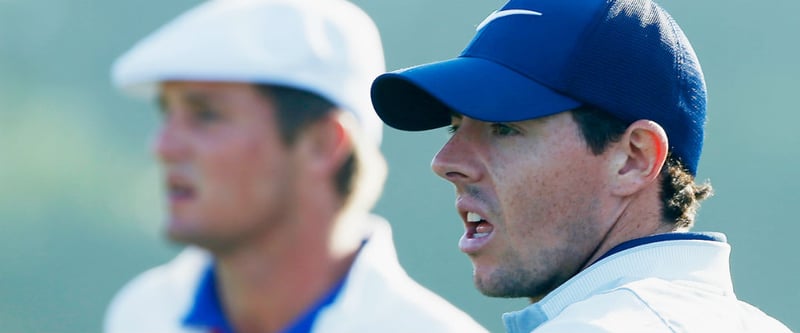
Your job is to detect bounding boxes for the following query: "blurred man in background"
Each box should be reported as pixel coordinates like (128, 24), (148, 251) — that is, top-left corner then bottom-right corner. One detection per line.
(370, 0), (794, 332)
(104, 0), (487, 332)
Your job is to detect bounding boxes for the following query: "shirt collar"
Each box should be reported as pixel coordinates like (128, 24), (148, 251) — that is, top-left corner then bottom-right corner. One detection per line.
(503, 232), (729, 333)
(593, 231), (726, 263)
(182, 263), (234, 333)
(182, 262), (348, 333)
(279, 268), (348, 333)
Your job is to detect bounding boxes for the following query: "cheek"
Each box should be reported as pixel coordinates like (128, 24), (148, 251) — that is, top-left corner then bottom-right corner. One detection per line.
(197, 133), (283, 203)
(492, 147), (605, 247)
(496, 166), (556, 248)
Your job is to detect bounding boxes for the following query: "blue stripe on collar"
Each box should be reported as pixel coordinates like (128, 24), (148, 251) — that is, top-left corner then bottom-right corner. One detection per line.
(182, 262), (348, 333)
(593, 232), (726, 265)
(280, 275), (346, 333)
(183, 263), (234, 333)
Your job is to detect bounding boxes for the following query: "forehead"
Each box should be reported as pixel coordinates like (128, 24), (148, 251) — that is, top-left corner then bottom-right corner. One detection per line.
(158, 81), (268, 108)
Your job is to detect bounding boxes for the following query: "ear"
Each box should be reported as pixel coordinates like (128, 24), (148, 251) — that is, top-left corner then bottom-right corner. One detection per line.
(609, 120), (668, 196)
(295, 112), (351, 177)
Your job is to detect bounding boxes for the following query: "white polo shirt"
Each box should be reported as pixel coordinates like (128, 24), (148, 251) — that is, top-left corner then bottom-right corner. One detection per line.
(104, 216), (488, 333)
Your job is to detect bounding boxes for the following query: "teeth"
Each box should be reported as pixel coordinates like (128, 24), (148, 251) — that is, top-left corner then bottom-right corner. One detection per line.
(467, 212), (483, 222)
(474, 232), (490, 238)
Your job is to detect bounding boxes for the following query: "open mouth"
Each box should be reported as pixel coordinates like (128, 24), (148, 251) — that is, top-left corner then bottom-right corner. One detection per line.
(466, 212), (494, 239)
(167, 177), (196, 202)
(460, 211), (495, 254)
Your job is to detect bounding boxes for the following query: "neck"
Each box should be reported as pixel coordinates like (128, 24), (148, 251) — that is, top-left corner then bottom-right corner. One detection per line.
(212, 193), (363, 333)
(581, 183), (676, 271)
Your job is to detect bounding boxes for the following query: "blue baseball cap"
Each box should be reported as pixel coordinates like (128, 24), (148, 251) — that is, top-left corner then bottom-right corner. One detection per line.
(371, 0), (706, 175)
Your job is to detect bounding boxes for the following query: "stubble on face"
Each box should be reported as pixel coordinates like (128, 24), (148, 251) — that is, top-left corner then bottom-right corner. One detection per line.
(473, 250), (560, 298)
(471, 193), (605, 299)
(463, 113), (610, 300)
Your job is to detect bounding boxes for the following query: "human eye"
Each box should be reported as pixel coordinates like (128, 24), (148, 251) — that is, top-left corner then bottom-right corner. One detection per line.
(191, 107), (223, 125)
(490, 123), (519, 136)
(447, 115), (462, 135)
(156, 106), (170, 120)
(447, 124), (459, 134)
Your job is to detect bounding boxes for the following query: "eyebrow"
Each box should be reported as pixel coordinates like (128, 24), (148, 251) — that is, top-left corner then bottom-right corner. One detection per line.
(449, 110), (463, 119)
(157, 90), (213, 112)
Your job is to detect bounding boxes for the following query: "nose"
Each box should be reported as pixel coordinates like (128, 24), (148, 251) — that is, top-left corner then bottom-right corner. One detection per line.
(431, 130), (479, 184)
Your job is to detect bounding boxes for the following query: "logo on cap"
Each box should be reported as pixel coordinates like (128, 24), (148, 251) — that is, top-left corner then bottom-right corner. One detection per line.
(476, 9), (543, 31)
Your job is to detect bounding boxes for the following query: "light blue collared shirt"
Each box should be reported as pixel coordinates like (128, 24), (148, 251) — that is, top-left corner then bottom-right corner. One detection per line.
(501, 232), (790, 333)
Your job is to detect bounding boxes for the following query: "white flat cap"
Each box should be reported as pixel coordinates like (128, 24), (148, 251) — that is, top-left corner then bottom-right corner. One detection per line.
(112, 0), (386, 144)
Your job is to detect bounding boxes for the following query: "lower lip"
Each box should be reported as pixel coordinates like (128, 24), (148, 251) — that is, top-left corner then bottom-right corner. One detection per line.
(458, 230), (493, 254)
(168, 192), (194, 206)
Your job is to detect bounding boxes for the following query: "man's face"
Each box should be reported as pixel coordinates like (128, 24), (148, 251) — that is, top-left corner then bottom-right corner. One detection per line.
(431, 111), (614, 300)
(154, 81), (297, 251)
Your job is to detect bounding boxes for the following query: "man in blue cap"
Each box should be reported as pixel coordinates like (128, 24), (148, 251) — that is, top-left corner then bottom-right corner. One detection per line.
(103, 0), (488, 332)
(370, 0), (794, 332)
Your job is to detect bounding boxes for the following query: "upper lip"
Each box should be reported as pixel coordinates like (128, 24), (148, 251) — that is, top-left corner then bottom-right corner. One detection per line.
(456, 198), (490, 226)
(166, 171), (194, 193)
(456, 197), (496, 242)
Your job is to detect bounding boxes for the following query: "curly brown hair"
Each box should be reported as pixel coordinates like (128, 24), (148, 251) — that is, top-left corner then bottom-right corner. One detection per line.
(570, 106), (712, 228)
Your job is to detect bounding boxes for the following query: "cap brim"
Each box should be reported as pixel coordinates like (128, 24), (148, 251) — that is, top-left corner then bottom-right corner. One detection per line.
(371, 56), (582, 131)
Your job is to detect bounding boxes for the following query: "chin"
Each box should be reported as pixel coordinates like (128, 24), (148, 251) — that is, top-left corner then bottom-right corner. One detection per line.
(473, 268), (507, 297)
(473, 266), (540, 299)
(474, 279), (510, 298)
(164, 218), (202, 245)
(165, 227), (192, 246)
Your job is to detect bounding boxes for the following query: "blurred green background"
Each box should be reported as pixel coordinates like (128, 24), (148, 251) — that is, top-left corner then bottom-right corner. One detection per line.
(1, 0), (798, 332)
